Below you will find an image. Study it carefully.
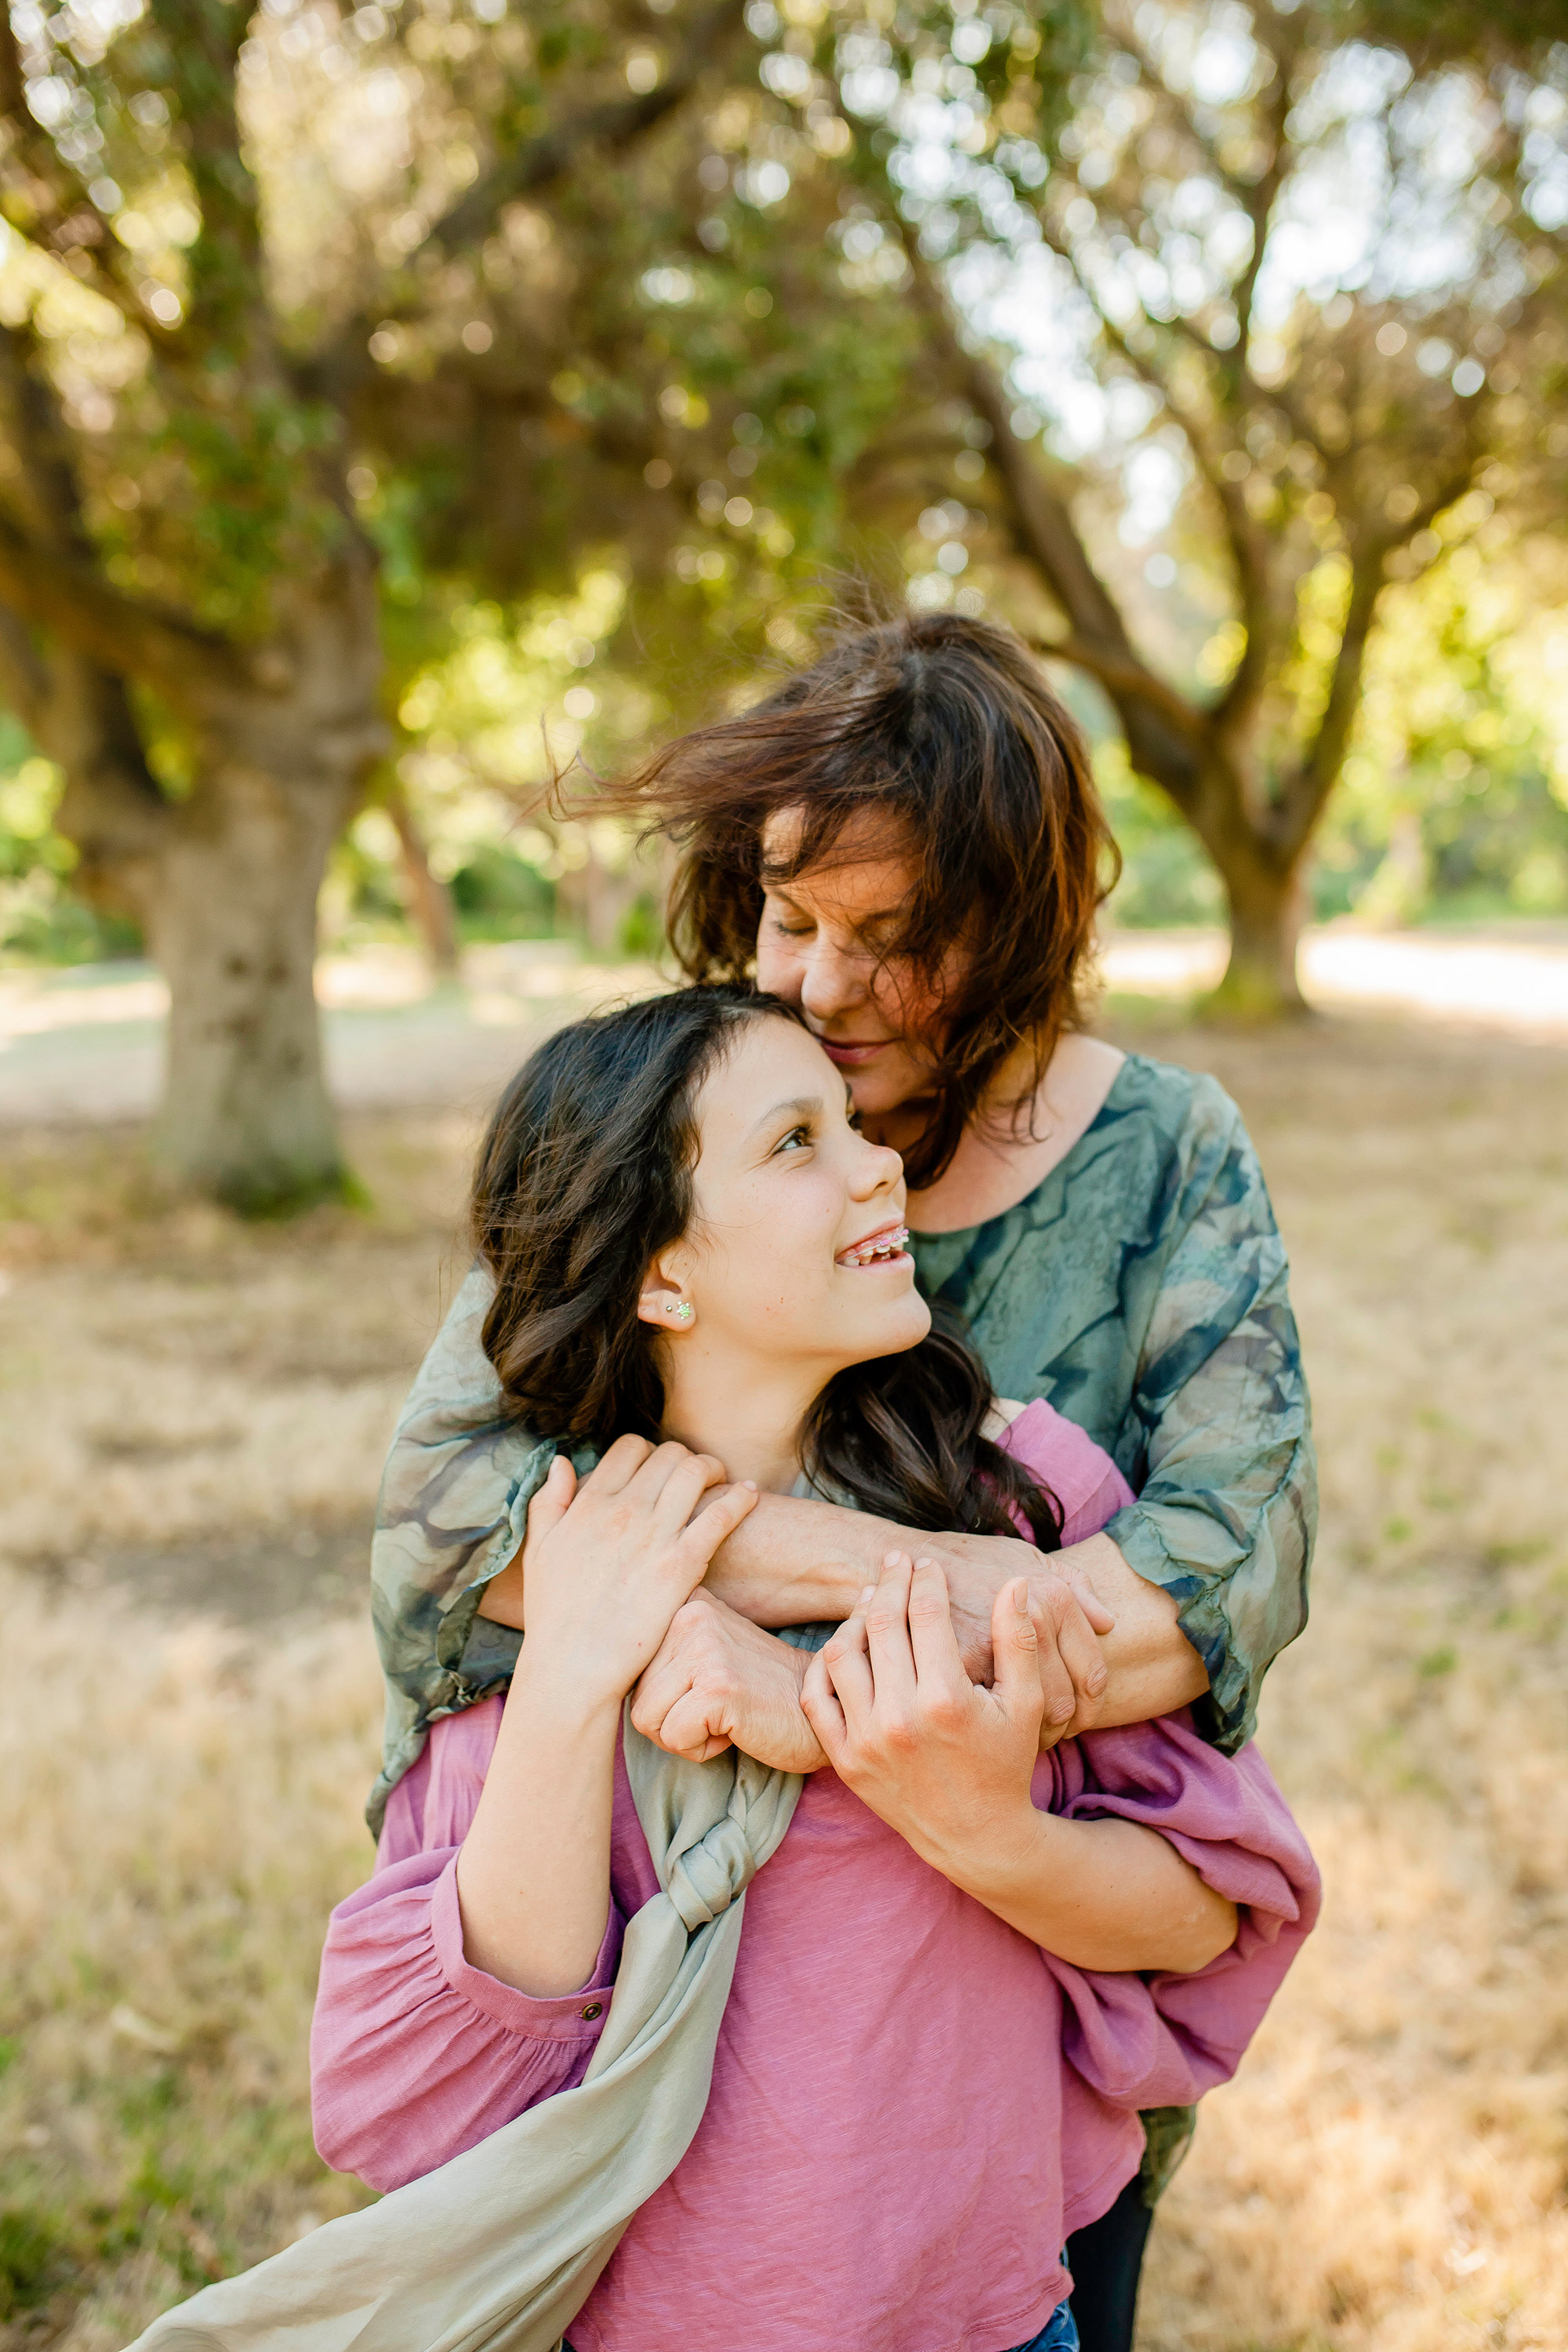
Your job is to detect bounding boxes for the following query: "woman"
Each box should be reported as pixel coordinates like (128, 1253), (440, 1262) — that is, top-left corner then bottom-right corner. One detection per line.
(370, 612), (1314, 2350)
(317, 989), (1318, 2352)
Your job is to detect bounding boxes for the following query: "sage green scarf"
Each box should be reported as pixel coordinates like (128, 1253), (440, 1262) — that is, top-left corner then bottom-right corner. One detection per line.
(128, 1715), (805, 2352)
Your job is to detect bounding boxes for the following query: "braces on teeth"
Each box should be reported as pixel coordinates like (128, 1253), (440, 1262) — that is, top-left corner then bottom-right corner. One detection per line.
(843, 1225), (909, 1265)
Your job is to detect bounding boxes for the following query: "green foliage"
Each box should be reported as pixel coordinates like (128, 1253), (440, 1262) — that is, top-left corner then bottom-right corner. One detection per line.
(0, 2205), (74, 2315)
(447, 844), (556, 933)
(1096, 741), (1225, 927)
(1319, 554), (1568, 923)
(0, 744), (142, 964)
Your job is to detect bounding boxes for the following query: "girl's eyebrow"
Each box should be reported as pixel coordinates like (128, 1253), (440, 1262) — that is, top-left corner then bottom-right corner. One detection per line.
(746, 1092), (822, 1140)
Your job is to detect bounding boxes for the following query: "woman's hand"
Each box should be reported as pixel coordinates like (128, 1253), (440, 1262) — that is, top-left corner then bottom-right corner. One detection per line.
(694, 1494), (1117, 1744)
(631, 1590), (826, 1773)
(801, 1554), (1044, 1873)
(520, 1435), (760, 1711)
(800, 1552), (1237, 1974)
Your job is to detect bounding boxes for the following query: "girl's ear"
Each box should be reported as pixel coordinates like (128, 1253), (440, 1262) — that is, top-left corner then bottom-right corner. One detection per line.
(637, 1254), (696, 1333)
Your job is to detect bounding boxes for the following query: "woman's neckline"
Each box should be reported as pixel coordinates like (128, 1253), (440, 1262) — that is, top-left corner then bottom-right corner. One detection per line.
(906, 1036), (1131, 1240)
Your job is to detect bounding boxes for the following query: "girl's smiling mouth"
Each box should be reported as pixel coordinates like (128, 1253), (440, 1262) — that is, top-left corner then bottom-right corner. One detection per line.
(835, 1220), (911, 1269)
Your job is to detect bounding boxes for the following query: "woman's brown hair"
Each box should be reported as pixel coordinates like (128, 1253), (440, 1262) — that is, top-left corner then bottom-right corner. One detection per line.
(472, 986), (1061, 1550)
(596, 611), (1119, 1189)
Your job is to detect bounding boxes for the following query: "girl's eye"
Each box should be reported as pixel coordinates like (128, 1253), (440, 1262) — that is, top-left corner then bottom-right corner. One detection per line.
(774, 1123), (812, 1155)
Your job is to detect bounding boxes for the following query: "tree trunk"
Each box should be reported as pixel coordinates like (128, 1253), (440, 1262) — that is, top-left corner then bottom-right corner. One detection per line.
(145, 750), (354, 1210)
(383, 777), (460, 975)
(1205, 841), (1310, 1020)
(83, 565), (387, 1212)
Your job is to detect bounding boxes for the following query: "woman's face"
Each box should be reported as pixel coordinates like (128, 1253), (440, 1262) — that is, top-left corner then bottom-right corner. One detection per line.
(753, 808), (959, 1120)
(644, 1014), (931, 1377)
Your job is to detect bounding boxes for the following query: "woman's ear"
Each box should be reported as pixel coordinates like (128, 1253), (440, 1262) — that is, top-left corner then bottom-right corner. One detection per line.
(637, 1256), (696, 1334)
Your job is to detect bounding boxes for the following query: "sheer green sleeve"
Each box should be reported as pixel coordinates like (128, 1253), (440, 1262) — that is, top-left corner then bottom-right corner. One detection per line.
(1102, 1081), (1314, 1752)
(365, 1265), (594, 1837)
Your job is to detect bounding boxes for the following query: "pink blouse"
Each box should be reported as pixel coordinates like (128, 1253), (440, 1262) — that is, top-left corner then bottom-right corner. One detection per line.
(313, 1400), (1319, 2352)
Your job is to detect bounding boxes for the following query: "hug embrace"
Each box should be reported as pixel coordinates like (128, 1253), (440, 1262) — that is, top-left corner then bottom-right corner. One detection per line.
(134, 615), (1319, 2352)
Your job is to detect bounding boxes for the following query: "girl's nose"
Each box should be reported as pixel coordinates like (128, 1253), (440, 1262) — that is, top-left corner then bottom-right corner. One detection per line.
(850, 1136), (904, 1199)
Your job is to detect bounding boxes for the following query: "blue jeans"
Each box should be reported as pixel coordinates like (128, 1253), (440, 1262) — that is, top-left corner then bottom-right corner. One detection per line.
(568, 2303), (1078, 2352)
(1011, 2303), (1080, 2352)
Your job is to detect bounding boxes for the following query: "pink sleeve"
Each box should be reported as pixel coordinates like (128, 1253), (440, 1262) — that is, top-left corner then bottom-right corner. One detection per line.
(1032, 1715), (1319, 2111)
(997, 1397), (1136, 1544)
(310, 1699), (624, 2192)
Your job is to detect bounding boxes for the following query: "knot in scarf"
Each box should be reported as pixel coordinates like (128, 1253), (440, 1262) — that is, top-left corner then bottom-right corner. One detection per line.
(665, 1814), (757, 1930)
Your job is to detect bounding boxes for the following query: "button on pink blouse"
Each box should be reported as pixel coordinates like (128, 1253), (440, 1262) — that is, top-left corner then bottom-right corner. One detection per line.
(313, 1400), (1319, 2352)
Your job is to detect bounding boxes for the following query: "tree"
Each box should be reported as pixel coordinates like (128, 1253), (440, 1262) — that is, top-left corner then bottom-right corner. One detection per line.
(767, 0), (1567, 1011)
(0, 0), (789, 1206)
(0, 0), (1019, 1198)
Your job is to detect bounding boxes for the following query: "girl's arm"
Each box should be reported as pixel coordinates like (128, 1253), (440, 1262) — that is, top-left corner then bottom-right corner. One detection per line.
(801, 1555), (1237, 1975)
(311, 1702), (625, 2192)
(454, 1438), (758, 1995)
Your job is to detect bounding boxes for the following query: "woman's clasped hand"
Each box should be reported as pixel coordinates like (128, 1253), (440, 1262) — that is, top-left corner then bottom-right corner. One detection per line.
(803, 1553), (1051, 1843)
(802, 1554), (1239, 1976)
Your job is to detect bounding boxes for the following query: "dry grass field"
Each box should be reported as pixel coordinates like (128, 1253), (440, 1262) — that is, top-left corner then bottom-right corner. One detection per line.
(1, 1004), (1565, 2352)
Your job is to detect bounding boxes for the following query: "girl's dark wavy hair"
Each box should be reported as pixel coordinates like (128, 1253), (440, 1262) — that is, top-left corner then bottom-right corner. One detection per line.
(586, 609), (1119, 1191)
(471, 986), (1061, 1551)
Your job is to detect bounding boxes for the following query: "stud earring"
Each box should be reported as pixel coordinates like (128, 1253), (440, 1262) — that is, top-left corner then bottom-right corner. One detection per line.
(667, 1299), (693, 1321)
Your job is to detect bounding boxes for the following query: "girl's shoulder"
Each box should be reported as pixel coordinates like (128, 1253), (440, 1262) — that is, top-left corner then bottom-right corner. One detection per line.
(992, 1396), (1134, 1544)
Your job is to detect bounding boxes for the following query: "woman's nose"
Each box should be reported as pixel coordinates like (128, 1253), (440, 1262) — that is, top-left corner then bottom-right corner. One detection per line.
(798, 938), (867, 1024)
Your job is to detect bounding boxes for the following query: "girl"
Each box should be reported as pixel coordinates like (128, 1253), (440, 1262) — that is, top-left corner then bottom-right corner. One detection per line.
(314, 988), (1319, 2352)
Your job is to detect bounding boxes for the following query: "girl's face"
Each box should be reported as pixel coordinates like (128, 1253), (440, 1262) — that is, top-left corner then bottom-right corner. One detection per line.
(753, 808), (962, 1120)
(641, 1014), (931, 1377)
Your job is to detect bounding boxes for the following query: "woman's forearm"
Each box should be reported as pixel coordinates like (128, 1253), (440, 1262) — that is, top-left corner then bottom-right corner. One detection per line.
(455, 1661), (620, 1998)
(924, 1805), (1237, 1974)
(702, 1489), (895, 1621)
(1052, 1534), (1210, 1733)
(705, 1496), (1209, 1734)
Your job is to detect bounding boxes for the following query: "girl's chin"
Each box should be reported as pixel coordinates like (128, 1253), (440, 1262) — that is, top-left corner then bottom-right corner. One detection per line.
(831, 1296), (932, 1363)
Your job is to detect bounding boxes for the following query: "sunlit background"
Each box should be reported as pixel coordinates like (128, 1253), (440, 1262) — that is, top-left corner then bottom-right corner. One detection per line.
(1, 2), (1566, 2348)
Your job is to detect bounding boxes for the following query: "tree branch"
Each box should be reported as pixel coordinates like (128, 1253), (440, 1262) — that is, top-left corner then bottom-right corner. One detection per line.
(1030, 631), (1211, 750)
(0, 13), (155, 338)
(1106, 7), (1301, 368)
(898, 234), (1213, 807)
(1043, 220), (1274, 682)
(1280, 455), (1476, 849)
(0, 320), (237, 704)
(0, 517), (236, 706)
(424, 0), (751, 257)
(143, 0), (270, 365)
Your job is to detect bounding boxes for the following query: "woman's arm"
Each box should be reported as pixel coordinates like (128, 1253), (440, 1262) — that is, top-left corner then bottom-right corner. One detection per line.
(484, 1490), (1129, 1740)
(801, 1555), (1236, 1976)
(1092, 1081), (1315, 1751)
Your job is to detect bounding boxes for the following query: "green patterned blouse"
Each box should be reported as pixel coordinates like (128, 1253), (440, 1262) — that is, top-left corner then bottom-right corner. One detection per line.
(366, 1048), (1313, 1835)
(910, 1051), (1314, 1756)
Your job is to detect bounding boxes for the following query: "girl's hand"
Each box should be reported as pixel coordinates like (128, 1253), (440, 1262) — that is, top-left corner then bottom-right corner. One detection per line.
(520, 1435), (759, 1713)
(800, 1553), (1045, 1871)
